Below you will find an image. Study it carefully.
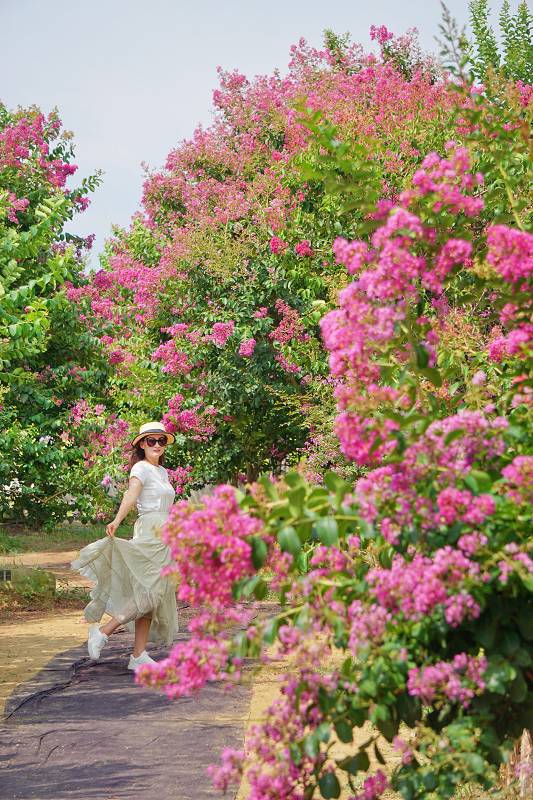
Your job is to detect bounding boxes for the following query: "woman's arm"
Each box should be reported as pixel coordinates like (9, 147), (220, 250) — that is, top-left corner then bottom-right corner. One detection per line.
(105, 477), (143, 537)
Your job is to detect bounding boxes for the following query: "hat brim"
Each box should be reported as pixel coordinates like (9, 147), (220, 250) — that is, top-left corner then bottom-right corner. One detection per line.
(131, 430), (176, 447)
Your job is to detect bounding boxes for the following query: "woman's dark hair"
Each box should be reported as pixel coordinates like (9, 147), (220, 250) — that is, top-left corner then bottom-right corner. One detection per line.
(128, 439), (166, 471)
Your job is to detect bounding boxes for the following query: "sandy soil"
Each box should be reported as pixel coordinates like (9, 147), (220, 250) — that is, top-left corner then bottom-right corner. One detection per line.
(0, 549), (93, 716)
(0, 609), (88, 716)
(236, 655), (400, 799)
(1, 551), (399, 798)
(0, 550), (92, 588)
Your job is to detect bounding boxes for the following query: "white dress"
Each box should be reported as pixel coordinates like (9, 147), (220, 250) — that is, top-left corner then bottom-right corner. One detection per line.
(72, 460), (178, 645)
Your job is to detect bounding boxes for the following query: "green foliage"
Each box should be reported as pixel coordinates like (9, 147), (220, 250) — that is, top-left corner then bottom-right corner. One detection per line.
(468, 0), (533, 82)
(0, 103), (106, 524)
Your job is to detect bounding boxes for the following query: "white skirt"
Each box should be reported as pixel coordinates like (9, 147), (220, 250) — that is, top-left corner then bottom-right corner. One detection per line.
(71, 512), (178, 645)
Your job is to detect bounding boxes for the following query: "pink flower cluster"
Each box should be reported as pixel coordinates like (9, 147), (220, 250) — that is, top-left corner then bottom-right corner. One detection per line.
(270, 235), (288, 254)
(240, 670), (335, 799)
(321, 146), (490, 466)
(353, 411), (507, 538)
(486, 225), (533, 285)
(269, 299), (306, 345)
(349, 769), (389, 800)
(368, 547), (481, 626)
(208, 320), (235, 347)
(238, 337), (256, 357)
(347, 600), (391, 655)
(4, 191), (29, 223)
(162, 393), (217, 442)
(166, 465), (193, 496)
(161, 485), (262, 608)
(135, 636), (231, 698)
(401, 143), (484, 217)
(0, 111), (77, 187)
(207, 747), (244, 792)
(294, 239), (313, 257)
(152, 340), (193, 375)
(407, 653), (487, 707)
(501, 456), (533, 505)
(436, 487), (495, 526)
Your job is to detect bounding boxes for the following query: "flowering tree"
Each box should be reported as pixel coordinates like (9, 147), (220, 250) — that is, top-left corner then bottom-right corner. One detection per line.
(135, 73), (533, 799)
(66, 28), (458, 509)
(0, 103), (104, 524)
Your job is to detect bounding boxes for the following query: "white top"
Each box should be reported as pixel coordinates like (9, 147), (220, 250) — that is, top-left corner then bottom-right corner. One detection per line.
(130, 460), (175, 515)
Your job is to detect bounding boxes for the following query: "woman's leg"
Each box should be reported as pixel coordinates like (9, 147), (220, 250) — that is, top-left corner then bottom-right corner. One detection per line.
(99, 616), (122, 637)
(132, 614), (152, 657)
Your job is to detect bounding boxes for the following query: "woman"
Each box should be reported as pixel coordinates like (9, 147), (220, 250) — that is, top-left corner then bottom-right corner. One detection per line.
(71, 422), (178, 670)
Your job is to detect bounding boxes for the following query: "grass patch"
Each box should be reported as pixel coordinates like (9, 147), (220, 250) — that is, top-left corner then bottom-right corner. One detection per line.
(0, 569), (92, 618)
(0, 522), (134, 554)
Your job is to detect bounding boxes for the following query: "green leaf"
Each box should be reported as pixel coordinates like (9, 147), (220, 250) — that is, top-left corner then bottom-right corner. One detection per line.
(314, 517), (339, 546)
(337, 750), (369, 774)
(324, 471), (351, 497)
(517, 611), (533, 640)
(278, 526), (301, 556)
(258, 475), (278, 500)
(288, 486), (306, 516)
(377, 717), (398, 741)
(464, 753), (486, 775)
(303, 732), (320, 759)
(475, 615), (497, 648)
(262, 618), (279, 644)
(284, 471), (305, 488)
(509, 670), (528, 703)
(418, 367), (442, 387)
(318, 772), (341, 799)
(374, 742), (386, 765)
(468, 470), (492, 492)
(250, 536), (268, 569)
(484, 657), (516, 694)
(414, 343), (429, 368)
(334, 719), (353, 743)
(253, 578), (268, 600)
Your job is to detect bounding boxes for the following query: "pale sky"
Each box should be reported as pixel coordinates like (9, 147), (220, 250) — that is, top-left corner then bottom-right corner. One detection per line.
(0, 0), (509, 264)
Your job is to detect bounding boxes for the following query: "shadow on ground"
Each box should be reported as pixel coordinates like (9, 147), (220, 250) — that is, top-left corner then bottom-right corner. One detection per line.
(1, 629), (251, 800)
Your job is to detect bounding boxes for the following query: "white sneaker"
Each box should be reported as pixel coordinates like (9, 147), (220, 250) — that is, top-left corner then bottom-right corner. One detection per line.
(87, 626), (108, 660)
(128, 650), (158, 670)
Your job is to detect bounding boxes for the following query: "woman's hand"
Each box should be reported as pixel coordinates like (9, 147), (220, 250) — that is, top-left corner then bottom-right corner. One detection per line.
(106, 520), (118, 537)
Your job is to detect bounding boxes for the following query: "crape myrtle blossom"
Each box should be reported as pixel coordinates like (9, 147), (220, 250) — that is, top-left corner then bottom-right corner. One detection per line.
(367, 548), (482, 626)
(486, 225), (533, 285)
(162, 393), (217, 441)
(159, 485), (261, 608)
(407, 653), (487, 708)
(238, 337), (256, 357)
(108, 29), (533, 799)
(501, 456), (533, 505)
(349, 770), (389, 800)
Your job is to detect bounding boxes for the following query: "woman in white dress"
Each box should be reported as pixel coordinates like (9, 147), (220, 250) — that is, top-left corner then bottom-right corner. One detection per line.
(71, 422), (178, 670)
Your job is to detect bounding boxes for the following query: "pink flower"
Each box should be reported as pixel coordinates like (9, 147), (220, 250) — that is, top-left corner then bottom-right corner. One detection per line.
(208, 320), (235, 347)
(160, 485), (262, 608)
(270, 236), (288, 254)
(486, 225), (533, 284)
(407, 653), (487, 707)
(238, 337), (256, 357)
(294, 239), (313, 257)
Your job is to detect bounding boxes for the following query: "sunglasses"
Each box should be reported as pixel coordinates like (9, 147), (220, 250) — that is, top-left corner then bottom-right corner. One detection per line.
(143, 436), (168, 447)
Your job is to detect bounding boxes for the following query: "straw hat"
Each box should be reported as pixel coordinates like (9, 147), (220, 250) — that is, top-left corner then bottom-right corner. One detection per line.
(131, 421), (176, 447)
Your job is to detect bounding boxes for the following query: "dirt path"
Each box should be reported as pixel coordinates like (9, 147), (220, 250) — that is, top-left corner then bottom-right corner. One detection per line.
(0, 610), (87, 717)
(0, 550), (92, 588)
(1, 628), (251, 800)
(1, 551), (399, 798)
(0, 550), (92, 716)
